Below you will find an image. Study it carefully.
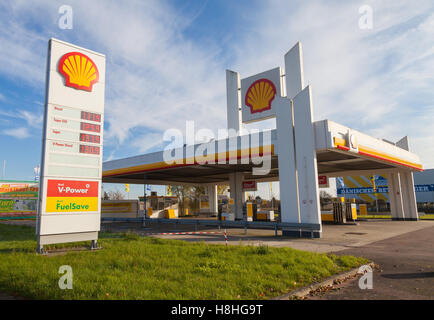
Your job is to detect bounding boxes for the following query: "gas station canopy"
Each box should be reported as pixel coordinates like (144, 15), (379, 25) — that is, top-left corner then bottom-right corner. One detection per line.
(102, 119), (423, 185)
(102, 42), (424, 237)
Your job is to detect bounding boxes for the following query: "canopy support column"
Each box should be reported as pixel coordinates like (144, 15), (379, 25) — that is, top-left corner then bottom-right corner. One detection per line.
(207, 184), (218, 216)
(229, 172), (244, 220)
(386, 171), (405, 220)
(400, 171), (419, 221)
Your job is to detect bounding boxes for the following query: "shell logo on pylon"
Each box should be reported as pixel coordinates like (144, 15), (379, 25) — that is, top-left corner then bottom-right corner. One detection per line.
(245, 78), (277, 114)
(58, 52), (99, 92)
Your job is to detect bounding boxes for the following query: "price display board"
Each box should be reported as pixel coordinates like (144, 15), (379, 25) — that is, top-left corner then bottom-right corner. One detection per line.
(36, 39), (106, 253)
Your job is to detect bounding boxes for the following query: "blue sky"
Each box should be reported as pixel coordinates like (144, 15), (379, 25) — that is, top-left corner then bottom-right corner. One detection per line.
(0, 0), (433, 199)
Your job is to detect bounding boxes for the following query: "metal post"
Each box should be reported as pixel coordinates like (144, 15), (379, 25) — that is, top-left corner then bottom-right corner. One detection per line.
(90, 240), (98, 250)
(37, 244), (44, 254)
(143, 174), (147, 228)
(1, 160), (5, 180)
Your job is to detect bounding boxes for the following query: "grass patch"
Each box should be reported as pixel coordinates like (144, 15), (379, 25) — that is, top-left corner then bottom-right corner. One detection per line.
(420, 214), (434, 220)
(0, 223), (368, 300)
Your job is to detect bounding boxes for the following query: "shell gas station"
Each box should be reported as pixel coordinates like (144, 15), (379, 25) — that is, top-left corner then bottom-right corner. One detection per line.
(1, 1), (432, 302)
(101, 42), (423, 238)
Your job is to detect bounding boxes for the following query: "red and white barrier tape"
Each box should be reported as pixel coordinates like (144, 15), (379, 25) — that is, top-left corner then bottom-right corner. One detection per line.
(143, 231), (221, 236)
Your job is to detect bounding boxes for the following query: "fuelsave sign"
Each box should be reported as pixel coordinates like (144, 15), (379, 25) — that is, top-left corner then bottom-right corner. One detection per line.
(45, 180), (98, 213)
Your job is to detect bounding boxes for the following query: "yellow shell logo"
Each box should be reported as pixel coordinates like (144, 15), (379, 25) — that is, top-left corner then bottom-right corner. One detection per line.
(245, 78), (277, 114)
(58, 52), (99, 92)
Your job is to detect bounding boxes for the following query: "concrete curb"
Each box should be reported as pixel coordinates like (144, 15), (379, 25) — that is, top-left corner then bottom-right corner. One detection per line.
(273, 262), (376, 300)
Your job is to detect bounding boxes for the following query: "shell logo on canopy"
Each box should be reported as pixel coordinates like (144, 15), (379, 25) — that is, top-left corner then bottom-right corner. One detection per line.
(58, 52), (99, 92)
(245, 78), (277, 114)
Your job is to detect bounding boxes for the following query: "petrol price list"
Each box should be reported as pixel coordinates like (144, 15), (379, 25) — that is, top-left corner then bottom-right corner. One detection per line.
(49, 104), (102, 152)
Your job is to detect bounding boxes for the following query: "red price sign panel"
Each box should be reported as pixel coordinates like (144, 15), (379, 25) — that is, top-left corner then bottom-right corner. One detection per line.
(80, 133), (100, 144)
(80, 122), (100, 133)
(79, 145), (100, 155)
(318, 175), (329, 188)
(242, 180), (257, 191)
(81, 111), (101, 123)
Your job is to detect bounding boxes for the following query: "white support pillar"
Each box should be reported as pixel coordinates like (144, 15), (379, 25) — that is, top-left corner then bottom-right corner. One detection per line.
(226, 70), (242, 132)
(284, 42), (305, 99)
(236, 172), (245, 219)
(386, 172), (405, 220)
(229, 172), (244, 220)
(275, 97), (300, 234)
(281, 42), (321, 238)
(292, 86), (322, 238)
(207, 184), (218, 215)
(400, 170), (419, 221)
(393, 136), (418, 221)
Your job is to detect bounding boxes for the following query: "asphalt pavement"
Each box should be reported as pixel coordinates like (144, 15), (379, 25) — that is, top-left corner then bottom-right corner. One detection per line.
(308, 225), (434, 299)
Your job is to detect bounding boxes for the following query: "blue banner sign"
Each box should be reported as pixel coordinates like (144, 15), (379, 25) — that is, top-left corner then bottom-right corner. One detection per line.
(338, 184), (434, 195)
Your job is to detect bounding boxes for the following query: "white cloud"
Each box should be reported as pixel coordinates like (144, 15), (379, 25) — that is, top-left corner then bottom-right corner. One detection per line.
(17, 110), (42, 128)
(130, 132), (165, 154)
(228, 0), (434, 167)
(2, 127), (30, 139)
(0, 108), (43, 132)
(0, 0), (433, 169)
(0, 2), (50, 86)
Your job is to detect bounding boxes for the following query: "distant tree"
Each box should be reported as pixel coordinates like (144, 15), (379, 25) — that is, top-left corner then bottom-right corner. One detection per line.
(193, 186), (206, 199)
(103, 191), (109, 200)
(171, 185), (193, 214)
(217, 185), (229, 195)
(107, 190), (124, 200)
(191, 186), (206, 213)
(319, 190), (332, 206)
(271, 196), (278, 209)
(255, 195), (262, 204)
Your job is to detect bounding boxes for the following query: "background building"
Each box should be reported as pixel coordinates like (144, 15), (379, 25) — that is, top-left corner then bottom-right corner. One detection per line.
(336, 169), (434, 213)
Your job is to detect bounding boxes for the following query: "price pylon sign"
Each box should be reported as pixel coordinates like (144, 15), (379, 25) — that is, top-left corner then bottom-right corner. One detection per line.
(36, 39), (106, 253)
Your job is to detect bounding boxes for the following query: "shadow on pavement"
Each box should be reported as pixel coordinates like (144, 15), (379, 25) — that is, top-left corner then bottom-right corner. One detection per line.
(381, 272), (434, 279)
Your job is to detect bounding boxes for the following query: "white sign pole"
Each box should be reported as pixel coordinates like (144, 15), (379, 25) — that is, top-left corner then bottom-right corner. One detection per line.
(36, 38), (106, 253)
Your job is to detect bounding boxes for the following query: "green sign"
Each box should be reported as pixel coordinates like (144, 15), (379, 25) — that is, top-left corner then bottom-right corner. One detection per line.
(0, 199), (14, 211)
